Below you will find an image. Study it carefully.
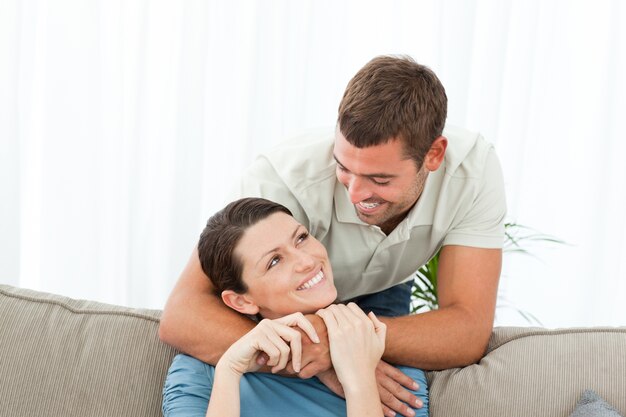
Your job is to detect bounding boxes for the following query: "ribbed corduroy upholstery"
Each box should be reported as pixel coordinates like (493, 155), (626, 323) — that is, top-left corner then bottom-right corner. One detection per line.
(0, 284), (178, 417)
(2, 284), (625, 417)
(427, 326), (626, 417)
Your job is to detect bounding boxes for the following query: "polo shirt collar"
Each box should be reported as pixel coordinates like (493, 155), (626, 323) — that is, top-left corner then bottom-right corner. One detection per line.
(334, 180), (364, 225)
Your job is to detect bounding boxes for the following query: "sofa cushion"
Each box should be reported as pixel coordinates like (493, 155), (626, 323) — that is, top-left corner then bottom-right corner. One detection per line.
(427, 327), (626, 417)
(0, 284), (178, 417)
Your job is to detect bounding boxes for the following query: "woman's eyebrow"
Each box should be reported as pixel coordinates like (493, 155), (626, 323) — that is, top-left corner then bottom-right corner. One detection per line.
(255, 225), (301, 268)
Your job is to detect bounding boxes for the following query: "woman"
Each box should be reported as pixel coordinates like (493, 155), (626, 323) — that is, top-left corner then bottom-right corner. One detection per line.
(162, 198), (428, 417)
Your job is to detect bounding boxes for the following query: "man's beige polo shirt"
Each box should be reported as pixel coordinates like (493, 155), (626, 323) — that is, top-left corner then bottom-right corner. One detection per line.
(233, 126), (506, 301)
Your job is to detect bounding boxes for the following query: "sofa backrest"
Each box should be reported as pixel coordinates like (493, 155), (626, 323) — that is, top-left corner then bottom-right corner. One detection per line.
(427, 326), (626, 416)
(4, 284), (625, 417)
(0, 284), (178, 417)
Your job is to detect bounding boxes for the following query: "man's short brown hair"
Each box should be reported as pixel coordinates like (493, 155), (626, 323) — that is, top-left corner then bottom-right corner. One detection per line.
(337, 55), (447, 166)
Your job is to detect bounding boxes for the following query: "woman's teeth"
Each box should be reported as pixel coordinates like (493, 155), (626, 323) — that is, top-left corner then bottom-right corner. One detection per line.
(297, 271), (324, 290)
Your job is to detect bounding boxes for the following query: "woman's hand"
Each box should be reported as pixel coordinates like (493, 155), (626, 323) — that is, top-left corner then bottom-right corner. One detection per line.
(208, 313), (319, 417)
(316, 303), (386, 388)
(217, 312), (320, 376)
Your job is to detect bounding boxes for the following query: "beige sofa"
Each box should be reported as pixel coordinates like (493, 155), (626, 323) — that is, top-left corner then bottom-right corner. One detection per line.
(1, 284), (624, 417)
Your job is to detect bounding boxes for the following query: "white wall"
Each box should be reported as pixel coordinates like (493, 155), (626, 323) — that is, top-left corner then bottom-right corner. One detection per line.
(1, 0), (624, 326)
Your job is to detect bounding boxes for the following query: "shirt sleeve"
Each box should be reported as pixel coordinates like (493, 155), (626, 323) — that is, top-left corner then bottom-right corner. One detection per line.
(442, 148), (507, 248)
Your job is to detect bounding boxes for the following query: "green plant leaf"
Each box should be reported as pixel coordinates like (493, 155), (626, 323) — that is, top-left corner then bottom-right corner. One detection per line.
(410, 221), (564, 325)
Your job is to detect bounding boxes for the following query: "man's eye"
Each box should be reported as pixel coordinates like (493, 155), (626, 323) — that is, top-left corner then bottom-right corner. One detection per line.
(372, 179), (390, 186)
(337, 165), (348, 173)
(268, 256), (280, 269)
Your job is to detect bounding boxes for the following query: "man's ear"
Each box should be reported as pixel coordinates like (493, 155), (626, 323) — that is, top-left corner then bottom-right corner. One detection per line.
(424, 136), (447, 171)
(221, 290), (260, 316)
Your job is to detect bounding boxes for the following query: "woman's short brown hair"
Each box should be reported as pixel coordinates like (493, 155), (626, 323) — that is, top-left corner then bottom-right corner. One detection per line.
(337, 55), (448, 167)
(197, 198), (292, 295)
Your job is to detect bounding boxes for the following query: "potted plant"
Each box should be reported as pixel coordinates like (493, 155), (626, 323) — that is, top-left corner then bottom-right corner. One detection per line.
(411, 222), (564, 322)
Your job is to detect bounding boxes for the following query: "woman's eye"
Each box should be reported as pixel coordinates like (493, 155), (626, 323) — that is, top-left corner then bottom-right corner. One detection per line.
(268, 256), (280, 269)
(297, 232), (309, 244)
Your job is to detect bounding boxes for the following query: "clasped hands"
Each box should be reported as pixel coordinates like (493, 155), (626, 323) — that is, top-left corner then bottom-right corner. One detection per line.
(252, 304), (422, 417)
(296, 303), (422, 417)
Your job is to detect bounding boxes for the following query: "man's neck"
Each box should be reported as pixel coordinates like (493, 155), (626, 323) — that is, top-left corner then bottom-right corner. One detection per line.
(379, 213), (408, 235)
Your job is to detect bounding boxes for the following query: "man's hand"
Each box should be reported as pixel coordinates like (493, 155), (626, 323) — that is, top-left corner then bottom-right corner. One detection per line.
(284, 313), (331, 378)
(316, 368), (345, 397)
(375, 360), (422, 417)
(316, 360), (422, 417)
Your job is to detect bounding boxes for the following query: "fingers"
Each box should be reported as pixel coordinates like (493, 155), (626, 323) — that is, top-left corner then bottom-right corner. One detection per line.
(318, 303), (382, 343)
(274, 312), (324, 373)
(232, 313), (329, 376)
(251, 322), (288, 368)
(377, 360), (419, 391)
(368, 311), (387, 345)
(333, 302), (368, 326)
(375, 361), (422, 417)
(285, 329), (302, 374)
(382, 404), (395, 417)
(317, 303), (382, 381)
(255, 319), (302, 373)
(317, 302), (369, 328)
(256, 352), (269, 366)
(347, 301), (372, 320)
(315, 307), (339, 334)
(286, 314), (332, 378)
(249, 306), (383, 379)
(277, 312), (320, 343)
(378, 384), (419, 417)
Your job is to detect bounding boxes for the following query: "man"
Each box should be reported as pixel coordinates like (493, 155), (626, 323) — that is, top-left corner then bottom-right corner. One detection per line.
(160, 55), (506, 417)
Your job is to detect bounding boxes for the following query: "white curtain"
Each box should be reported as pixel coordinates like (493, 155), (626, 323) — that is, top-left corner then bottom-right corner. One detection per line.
(1, 0), (624, 326)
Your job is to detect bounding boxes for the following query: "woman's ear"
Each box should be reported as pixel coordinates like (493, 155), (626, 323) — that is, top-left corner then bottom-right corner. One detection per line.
(221, 290), (260, 316)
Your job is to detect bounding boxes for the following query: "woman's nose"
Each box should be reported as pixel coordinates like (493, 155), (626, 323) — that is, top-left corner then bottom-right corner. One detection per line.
(294, 249), (315, 272)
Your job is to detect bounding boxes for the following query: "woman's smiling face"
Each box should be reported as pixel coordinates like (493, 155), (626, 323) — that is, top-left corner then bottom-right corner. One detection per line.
(232, 212), (337, 319)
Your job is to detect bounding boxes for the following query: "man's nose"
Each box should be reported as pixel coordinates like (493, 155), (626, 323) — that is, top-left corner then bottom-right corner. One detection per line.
(347, 176), (372, 204)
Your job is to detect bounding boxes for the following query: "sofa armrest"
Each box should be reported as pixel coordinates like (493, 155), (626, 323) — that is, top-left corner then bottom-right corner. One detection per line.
(427, 326), (626, 417)
(0, 284), (178, 417)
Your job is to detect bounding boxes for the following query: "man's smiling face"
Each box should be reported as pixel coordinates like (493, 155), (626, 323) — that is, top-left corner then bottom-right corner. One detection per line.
(333, 130), (429, 234)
